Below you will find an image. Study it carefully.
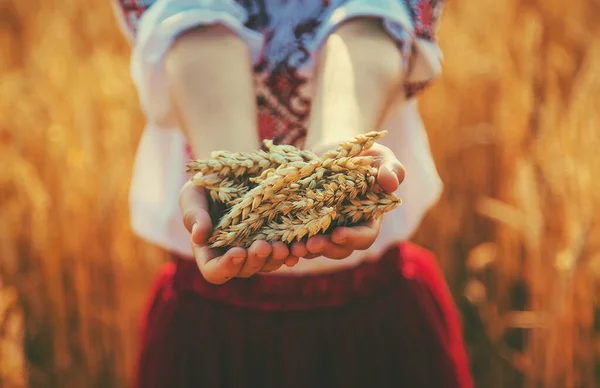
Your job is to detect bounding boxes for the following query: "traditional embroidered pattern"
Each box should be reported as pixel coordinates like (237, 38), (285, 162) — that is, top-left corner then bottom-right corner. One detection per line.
(115, 0), (441, 148)
(114, 0), (153, 35)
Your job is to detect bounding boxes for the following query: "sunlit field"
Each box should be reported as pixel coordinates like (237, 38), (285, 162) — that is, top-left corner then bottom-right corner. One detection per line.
(1, 1), (599, 387)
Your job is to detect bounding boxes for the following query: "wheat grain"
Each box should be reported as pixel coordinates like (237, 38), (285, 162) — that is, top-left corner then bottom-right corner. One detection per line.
(191, 173), (248, 204)
(250, 207), (337, 246)
(188, 131), (401, 249)
(338, 192), (402, 225)
(187, 150), (272, 177)
(322, 130), (387, 160)
(262, 139), (319, 162)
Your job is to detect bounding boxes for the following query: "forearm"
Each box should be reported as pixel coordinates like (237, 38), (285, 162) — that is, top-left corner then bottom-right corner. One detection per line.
(306, 19), (405, 150)
(165, 25), (260, 158)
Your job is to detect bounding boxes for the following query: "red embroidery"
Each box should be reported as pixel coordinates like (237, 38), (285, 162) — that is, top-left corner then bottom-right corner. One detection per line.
(113, 0), (443, 151)
(184, 143), (194, 161)
(115, 0), (151, 35)
(257, 107), (278, 141)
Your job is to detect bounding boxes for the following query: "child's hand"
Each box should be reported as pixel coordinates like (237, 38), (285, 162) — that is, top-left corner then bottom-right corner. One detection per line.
(179, 181), (298, 284)
(290, 143), (405, 260)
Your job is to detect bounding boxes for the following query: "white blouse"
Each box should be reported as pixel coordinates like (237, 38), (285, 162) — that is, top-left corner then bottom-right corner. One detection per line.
(116, 0), (445, 274)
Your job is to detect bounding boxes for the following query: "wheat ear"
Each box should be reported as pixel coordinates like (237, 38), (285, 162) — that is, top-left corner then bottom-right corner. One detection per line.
(191, 173), (248, 204)
(338, 192), (402, 224)
(188, 130), (402, 249)
(249, 207), (337, 246)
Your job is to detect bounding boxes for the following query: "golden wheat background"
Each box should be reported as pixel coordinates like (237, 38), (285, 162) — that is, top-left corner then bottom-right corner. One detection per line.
(1, 0), (599, 387)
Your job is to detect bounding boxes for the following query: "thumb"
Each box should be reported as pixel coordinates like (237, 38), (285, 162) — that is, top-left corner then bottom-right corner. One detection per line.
(377, 159), (405, 193)
(179, 181), (213, 245)
(187, 211), (213, 246)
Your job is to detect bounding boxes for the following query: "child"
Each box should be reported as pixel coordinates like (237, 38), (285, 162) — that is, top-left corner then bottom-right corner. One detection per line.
(113, 1), (473, 387)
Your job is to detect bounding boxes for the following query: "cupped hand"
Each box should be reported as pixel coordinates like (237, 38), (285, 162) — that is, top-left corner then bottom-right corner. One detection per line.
(290, 142), (405, 260)
(179, 180), (298, 284)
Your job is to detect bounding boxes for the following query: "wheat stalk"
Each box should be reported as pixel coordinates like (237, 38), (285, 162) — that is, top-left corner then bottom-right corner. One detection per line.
(189, 130), (401, 249)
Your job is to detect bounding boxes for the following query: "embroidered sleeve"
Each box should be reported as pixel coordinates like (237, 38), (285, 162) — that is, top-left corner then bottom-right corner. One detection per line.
(312, 0), (444, 98)
(112, 0), (155, 40)
(116, 0), (264, 127)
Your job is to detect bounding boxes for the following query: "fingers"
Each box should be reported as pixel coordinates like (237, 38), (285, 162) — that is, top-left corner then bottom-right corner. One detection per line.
(196, 239), (300, 282)
(271, 242), (290, 261)
(237, 240), (272, 278)
(290, 241), (320, 259)
(331, 218), (382, 251)
(305, 235), (329, 254)
(299, 217), (382, 259)
(193, 245), (246, 285)
(258, 242), (289, 272)
(302, 253), (320, 260)
(284, 256), (300, 267)
(259, 259), (285, 272)
(179, 181), (213, 245)
(291, 241), (309, 258)
(306, 235), (353, 260)
(361, 143), (405, 193)
(377, 160), (405, 193)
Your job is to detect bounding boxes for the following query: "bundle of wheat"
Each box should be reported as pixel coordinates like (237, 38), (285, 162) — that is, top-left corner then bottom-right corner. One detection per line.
(186, 130), (401, 249)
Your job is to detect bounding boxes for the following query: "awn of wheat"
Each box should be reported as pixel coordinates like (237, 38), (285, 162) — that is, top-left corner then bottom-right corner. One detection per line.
(186, 130), (401, 248)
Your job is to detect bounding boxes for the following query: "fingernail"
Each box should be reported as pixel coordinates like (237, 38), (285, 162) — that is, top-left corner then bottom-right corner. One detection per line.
(191, 223), (198, 235)
(385, 164), (399, 180)
(332, 234), (346, 244)
(309, 243), (323, 253)
(232, 256), (245, 265)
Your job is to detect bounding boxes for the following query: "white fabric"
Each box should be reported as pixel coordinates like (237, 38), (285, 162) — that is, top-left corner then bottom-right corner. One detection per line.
(127, 0), (444, 274)
(131, 0), (264, 127)
(311, 0), (443, 84)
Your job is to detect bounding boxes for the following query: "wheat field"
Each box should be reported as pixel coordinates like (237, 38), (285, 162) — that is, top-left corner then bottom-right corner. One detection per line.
(1, 0), (599, 387)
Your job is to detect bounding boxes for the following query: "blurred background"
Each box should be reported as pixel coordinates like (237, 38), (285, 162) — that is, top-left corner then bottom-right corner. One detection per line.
(1, 0), (600, 387)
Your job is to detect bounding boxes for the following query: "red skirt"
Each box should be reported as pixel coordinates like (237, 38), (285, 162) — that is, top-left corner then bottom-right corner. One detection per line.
(134, 243), (473, 388)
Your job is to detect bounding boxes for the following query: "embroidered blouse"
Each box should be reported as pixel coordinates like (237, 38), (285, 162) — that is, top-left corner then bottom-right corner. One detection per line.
(113, 0), (444, 274)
